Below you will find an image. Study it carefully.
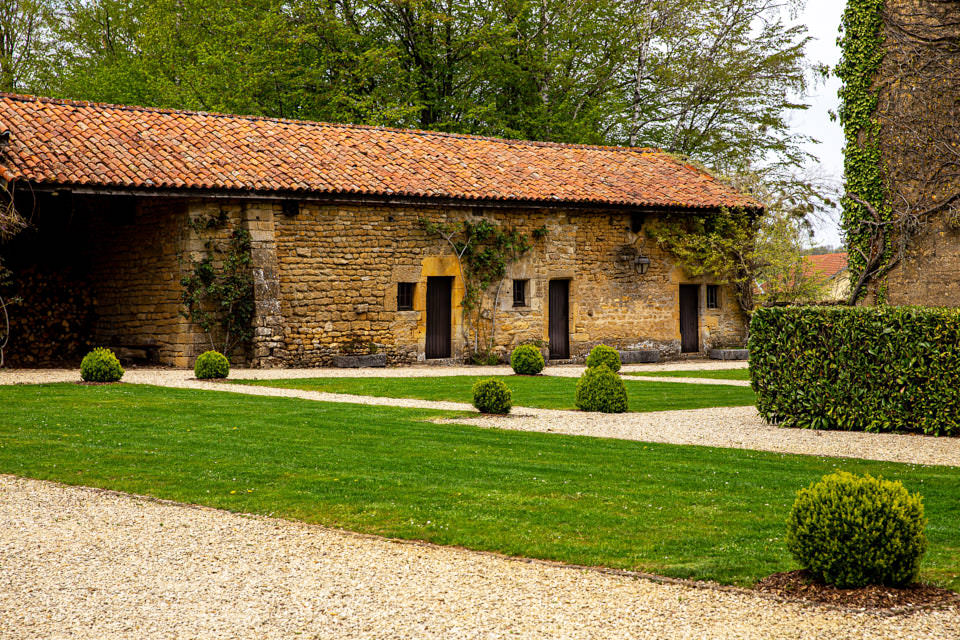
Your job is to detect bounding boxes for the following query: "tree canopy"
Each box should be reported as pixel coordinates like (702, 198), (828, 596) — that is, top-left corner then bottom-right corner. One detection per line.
(3, 0), (816, 179)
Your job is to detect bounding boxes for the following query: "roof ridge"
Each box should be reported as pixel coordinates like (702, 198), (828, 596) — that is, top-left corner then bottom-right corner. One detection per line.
(0, 91), (663, 155)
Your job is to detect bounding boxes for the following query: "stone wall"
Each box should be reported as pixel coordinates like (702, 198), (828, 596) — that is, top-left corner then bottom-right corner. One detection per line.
(877, 0), (960, 305)
(3, 193), (747, 368)
(262, 201), (746, 366)
(85, 198), (193, 366)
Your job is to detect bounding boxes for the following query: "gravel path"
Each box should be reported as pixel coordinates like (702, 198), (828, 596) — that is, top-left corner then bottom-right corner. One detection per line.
(1, 474), (956, 640)
(0, 359), (747, 385)
(2, 367), (958, 467)
(443, 406), (960, 468)
(626, 375), (750, 386)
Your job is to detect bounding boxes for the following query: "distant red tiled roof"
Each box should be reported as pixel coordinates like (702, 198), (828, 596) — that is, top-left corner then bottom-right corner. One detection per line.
(0, 93), (760, 210)
(804, 252), (848, 279)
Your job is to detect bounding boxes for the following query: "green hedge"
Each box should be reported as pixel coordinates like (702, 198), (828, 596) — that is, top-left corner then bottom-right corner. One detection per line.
(749, 306), (960, 435)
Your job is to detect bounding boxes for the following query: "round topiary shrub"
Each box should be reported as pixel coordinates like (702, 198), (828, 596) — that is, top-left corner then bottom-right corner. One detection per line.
(586, 344), (621, 372)
(575, 364), (628, 413)
(194, 350), (230, 379)
(786, 471), (927, 588)
(80, 347), (124, 382)
(472, 378), (512, 414)
(510, 344), (545, 375)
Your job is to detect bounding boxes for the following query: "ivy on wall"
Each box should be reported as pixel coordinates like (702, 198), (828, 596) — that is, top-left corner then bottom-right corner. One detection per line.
(420, 217), (547, 359)
(836, 0), (889, 302)
(180, 212), (255, 356)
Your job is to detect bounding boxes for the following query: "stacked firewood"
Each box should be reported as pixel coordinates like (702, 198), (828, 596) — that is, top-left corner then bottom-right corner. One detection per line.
(1, 266), (94, 367)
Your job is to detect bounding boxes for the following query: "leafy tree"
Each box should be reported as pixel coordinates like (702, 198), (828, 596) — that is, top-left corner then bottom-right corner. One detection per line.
(40, 0), (817, 176)
(0, 0), (58, 92)
(647, 171), (832, 315)
(27, 0), (828, 318)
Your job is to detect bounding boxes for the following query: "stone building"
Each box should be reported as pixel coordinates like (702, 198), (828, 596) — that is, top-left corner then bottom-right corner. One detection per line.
(0, 93), (757, 367)
(805, 253), (850, 303)
(869, 0), (960, 304)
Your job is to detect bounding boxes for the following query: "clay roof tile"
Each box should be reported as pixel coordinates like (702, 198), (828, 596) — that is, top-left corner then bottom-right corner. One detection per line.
(0, 93), (761, 210)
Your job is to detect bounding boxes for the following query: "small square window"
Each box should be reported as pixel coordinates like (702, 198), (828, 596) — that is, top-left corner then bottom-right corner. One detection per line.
(513, 279), (528, 307)
(397, 282), (415, 310)
(706, 285), (720, 309)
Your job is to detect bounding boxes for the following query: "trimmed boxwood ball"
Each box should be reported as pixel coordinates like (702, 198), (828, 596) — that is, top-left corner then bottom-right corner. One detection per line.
(786, 471), (927, 588)
(80, 347), (124, 382)
(194, 350), (230, 379)
(586, 344), (621, 372)
(510, 344), (545, 375)
(472, 378), (512, 414)
(575, 364), (628, 413)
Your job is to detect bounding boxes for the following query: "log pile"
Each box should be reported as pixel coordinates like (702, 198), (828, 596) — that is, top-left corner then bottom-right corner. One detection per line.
(1, 266), (94, 367)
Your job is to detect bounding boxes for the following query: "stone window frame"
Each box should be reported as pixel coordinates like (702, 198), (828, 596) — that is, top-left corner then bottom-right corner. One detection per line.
(513, 279), (529, 307)
(397, 282), (416, 311)
(706, 284), (720, 309)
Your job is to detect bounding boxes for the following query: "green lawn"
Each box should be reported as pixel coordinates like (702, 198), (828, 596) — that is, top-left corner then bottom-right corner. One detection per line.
(1, 383), (957, 589)
(232, 375), (756, 411)
(626, 369), (751, 381)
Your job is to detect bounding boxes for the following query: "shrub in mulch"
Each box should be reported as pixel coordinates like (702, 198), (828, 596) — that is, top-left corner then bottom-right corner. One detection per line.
(756, 570), (960, 611)
(786, 471), (927, 589)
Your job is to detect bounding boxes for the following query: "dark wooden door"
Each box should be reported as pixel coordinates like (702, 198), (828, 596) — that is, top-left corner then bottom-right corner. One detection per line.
(426, 277), (452, 359)
(679, 284), (699, 353)
(548, 280), (570, 359)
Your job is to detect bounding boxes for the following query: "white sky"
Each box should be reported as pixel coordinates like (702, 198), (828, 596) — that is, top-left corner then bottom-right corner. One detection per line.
(790, 0), (846, 247)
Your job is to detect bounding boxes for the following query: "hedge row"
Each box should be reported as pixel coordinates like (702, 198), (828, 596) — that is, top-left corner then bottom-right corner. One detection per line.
(749, 306), (960, 436)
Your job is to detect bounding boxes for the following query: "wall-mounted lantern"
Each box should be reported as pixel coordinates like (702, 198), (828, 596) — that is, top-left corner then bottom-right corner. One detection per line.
(634, 256), (651, 275)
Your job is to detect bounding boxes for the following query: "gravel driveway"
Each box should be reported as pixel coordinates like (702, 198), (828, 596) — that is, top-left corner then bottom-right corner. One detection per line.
(2, 475), (956, 640)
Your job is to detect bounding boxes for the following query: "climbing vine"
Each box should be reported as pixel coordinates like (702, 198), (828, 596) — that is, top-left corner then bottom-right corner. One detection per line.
(180, 212), (255, 356)
(836, 0), (889, 303)
(420, 216), (547, 358)
(647, 208), (762, 316)
(0, 182), (27, 367)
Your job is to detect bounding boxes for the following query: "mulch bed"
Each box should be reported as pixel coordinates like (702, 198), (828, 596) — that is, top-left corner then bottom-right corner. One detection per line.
(756, 570), (960, 611)
(76, 381), (122, 386)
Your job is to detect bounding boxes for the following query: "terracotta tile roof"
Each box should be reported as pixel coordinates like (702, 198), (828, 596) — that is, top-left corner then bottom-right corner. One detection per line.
(804, 252), (848, 279)
(0, 93), (760, 209)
